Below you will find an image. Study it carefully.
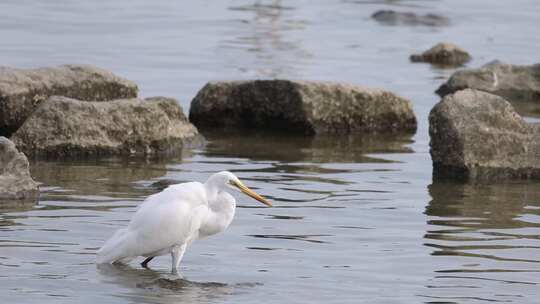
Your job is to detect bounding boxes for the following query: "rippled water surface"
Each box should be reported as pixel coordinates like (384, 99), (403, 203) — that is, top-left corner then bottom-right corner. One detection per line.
(1, 0), (540, 303)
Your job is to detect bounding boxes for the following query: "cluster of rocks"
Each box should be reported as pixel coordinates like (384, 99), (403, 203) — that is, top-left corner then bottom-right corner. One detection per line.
(0, 64), (203, 202)
(369, 9), (540, 182)
(369, 8), (540, 182)
(429, 61), (540, 182)
(0, 65), (138, 137)
(429, 89), (540, 182)
(0, 64), (202, 156)
(1, 8), (538, 203)
(371, 6), (540, 182)
(1, 64), (423, 203)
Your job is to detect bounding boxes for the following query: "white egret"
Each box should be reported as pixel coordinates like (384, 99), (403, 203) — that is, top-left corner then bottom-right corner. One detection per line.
(96, 171), (271, 274)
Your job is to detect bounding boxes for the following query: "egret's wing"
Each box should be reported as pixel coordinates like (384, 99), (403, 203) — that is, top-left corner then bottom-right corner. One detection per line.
(97, 182), (209, 263)
(128, 182), (209, 254)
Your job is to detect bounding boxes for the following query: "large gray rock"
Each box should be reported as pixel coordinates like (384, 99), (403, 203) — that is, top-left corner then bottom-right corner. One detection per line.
(0, 64), (138, 136)
(410, 42), (471, 66)
(371, 10), (450, 27)
(189, 80), (417, 135)
(436, 61), (540, 102)
(0, 137), (39, 201)
(11, 96), (203, 157)
(429, 89), (540, 181)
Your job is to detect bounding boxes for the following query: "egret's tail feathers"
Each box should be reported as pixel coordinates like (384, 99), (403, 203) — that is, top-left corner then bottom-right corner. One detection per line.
(96, 228), (135, 264)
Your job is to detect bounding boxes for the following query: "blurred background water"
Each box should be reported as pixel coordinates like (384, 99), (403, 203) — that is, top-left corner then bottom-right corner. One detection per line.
(1, 0), (540, 303)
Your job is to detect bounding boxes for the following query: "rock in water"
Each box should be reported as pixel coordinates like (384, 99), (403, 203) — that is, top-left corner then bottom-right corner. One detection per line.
(189, 80), (417, 135)
(371, 10), (450, 27)
(0, 64), (138, 136)
(410, 42), (471, 66)
(11, 96), (203, 157)
(436, 61), (540, 102)
(0, 137), (39, 201)
(429, 89), (540, 181)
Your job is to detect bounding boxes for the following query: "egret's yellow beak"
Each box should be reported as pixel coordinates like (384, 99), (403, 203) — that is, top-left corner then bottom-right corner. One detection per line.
(231, 180), (272, 207)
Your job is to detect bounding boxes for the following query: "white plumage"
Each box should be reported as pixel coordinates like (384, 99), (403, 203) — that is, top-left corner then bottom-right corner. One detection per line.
(96, 171), (271, 274)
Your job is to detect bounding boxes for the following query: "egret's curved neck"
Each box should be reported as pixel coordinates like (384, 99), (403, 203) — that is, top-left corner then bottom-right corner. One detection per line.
(199, 180), (236, 238)
(204, 180), (235, 212)
(204, 178), (225, 203)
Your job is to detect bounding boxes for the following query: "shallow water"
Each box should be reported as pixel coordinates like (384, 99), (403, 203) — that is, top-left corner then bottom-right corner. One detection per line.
(1, 0), (540, 303)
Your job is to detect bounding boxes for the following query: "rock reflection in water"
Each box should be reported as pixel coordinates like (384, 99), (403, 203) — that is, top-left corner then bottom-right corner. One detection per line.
(0, 198), (38, 213)
(0, 198), (37, 229)
(426, 182), (540, 230)
(421, 182), (540, 302)
(29, 158), (177, 199)
(202, 130), (414, 163)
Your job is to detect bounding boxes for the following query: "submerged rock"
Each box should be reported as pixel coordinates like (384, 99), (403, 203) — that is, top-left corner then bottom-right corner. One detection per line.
(410, 42), (471, 66)
(0, 137), (39, 201)
(11, 96), (203, 157)
(371, 10), (450, 27)
(429, 89), (540, 181)
(0, 64), (138, 136)
(189, 80), (417, 135)
(436, 61), (540, 102)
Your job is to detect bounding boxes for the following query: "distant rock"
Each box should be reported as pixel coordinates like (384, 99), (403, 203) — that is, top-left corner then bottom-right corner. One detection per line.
(436, 61), (540, 102)
(189, 80), (417, 135)
(410, 42), (471, 66)
(429, 89), (540, 181)
(11, 96), (203, 157)
(0, 64), (138, 136)
(0, 137), (39, 201)
(371, 10), (450, 27)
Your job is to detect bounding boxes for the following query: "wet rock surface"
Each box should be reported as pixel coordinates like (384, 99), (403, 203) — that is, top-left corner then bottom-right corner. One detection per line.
(436, 61), (540, 102)
(11, 96), (203, 157)
(429, 89), (540, 181)
(189, 80), (417, 135)
(0, 64), (138, 136)
(0, 137), (39, 201)
(371, 10), (450, 27)
(410, 42), (471, 67)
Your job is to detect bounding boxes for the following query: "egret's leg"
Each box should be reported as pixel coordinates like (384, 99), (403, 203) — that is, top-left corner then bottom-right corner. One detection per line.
(171, 244), (187, 275)
(141, 256), (154, 268)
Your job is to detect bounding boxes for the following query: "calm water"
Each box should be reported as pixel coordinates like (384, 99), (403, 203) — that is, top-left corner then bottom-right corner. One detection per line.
(1, 0), (540, 303)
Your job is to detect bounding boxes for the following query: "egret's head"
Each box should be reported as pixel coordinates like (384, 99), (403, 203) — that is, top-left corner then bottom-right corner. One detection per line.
(211, 171), (272, 207)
